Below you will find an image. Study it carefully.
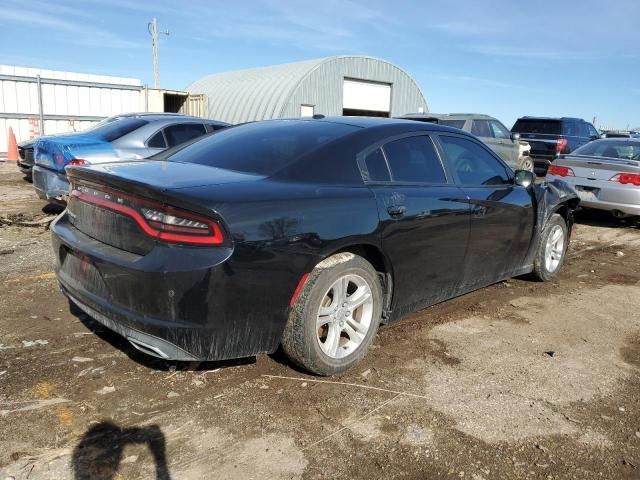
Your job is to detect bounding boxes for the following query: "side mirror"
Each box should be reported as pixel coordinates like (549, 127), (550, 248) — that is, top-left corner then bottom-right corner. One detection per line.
(514, 169), (535, 188)
(511, 132), (521, 142)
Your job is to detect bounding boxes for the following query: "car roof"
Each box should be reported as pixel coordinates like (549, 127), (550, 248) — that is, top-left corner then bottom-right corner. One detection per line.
(400, 113), (495, 120)
(517, 116), (585, 122)
(591, 137), (640, 143)
(283, 116), (472, 136)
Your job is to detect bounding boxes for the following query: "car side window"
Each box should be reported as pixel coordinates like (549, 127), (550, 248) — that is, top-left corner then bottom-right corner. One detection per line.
(490, 121), (510, 140)
(438, 135), (511, 186)
(471, 120), (493, 138)
(577, 122), (590, 138)
(563, 121), (578, 136)
(205, 123), (226, 133)
(164, 123), (207, 148)
(147, 131), (167, 149)
(587, 124), (599, 138)
(363, 148), (391, 182)
(381, 136), (446, 184)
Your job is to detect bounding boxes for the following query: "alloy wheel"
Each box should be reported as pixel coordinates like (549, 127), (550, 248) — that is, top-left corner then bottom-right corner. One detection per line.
(316, 274), (374, 359)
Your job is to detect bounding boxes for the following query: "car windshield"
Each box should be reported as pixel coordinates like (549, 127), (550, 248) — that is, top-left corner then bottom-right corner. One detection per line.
(440, 120), (465, 129)
(165, 120), (360, 175)
(572, 140), (640, 160)
(512, 119), (561, 135)
(88, 118), (149, 142)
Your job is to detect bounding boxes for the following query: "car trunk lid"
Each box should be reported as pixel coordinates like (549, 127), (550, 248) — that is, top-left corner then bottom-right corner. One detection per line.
(557, 155), (640, 181)
(65, 160), (263, 254)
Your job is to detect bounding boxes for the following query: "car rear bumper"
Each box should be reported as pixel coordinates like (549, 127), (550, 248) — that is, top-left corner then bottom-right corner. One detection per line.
(546, 175), (640, 216)
(32, 165), (70, 201)
(51, 212), (295, 361)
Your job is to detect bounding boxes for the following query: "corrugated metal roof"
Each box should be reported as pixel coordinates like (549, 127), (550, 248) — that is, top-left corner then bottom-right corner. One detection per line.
(187, 56), (427, 124)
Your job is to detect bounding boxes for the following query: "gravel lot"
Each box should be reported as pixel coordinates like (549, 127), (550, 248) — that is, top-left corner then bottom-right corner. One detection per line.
(0, 162), (639, 480)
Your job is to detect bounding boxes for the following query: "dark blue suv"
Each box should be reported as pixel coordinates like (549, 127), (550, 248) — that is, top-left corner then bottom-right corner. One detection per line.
(511, 117), (600, 175)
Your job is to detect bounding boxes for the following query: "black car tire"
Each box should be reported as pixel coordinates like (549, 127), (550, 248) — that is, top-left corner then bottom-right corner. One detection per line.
(531, 213), (568, 281)
(281, 252), (383, 376)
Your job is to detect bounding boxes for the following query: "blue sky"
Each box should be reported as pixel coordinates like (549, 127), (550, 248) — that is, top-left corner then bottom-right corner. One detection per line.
(1, 0), (638, 129)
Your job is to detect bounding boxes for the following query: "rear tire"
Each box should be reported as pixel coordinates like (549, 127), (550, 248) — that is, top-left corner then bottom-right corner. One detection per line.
(531, 213), (568, 281)
(281, 253), (383, 376)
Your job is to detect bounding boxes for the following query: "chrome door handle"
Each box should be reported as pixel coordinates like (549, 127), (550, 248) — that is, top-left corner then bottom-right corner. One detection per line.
(387, 205), (406, 218)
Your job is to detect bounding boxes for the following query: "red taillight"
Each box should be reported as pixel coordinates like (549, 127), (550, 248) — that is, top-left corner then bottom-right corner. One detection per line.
(555, 138), (568, 153)
(69, 159), (88, 166)
(70, 182), (224, 246)
(610, 173), (640, 186)
(547, 165), (575, 177)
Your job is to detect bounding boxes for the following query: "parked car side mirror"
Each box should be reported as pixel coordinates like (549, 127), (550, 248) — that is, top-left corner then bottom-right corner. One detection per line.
(511, 132), (521, 142)
(514, 169), (534, 188)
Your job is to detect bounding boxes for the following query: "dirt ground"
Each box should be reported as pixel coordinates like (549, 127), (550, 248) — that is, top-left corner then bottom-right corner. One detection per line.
(0, 161), (639, 480)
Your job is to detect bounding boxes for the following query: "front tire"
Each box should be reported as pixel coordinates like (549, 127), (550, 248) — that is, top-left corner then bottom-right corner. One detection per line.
(519, 156), (535, 172)
(531, 213), (568, 281)
(281, 253), (383, 376)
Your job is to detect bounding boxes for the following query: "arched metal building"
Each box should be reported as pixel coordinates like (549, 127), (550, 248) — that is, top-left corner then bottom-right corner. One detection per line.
(187, 56), (428, 124)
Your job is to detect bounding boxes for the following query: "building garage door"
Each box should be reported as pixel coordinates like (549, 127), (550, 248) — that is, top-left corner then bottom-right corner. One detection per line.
(342, 78), (391, 117)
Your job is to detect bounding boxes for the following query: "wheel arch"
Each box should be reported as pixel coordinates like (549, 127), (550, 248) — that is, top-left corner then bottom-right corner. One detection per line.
(324, 243), (395, 323)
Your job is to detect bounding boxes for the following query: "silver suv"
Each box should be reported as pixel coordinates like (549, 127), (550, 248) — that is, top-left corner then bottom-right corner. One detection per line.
(400, 113), (533, 171)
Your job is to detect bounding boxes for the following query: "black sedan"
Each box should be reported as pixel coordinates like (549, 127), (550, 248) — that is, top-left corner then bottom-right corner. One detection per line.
(51, 117), (579, 375)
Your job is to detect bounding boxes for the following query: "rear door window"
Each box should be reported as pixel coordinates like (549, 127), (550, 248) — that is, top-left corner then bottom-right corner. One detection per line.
(440, 119), (466, 129)
(489, 121), (510, 139)
(147, 130), (167, 148)
(382, 136), (446, 184)
(471, 120), (493, 138)
(164, 123), (207, 148)
(438, 135), (511, 186)
(363, 148), (391, 182)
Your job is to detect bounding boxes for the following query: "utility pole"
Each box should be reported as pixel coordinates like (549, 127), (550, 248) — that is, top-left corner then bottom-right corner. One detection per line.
(148, 17), (169, 88)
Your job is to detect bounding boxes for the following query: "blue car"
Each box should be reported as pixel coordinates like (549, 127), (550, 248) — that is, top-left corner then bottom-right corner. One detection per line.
(33, 113), (228, 203)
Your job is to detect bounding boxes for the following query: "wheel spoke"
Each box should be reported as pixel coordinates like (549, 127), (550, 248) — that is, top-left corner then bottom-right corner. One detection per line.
(343, 323), (364, 346)
(346, 317), (367, 335)
(347, 286), (371, 310)
(316, 313), (331, 330)
(322, 323), (341, 356)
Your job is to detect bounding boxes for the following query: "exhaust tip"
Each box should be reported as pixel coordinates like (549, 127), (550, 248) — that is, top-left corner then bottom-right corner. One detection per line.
(612, 210), (630, 219)
(127, 337), (170, 359)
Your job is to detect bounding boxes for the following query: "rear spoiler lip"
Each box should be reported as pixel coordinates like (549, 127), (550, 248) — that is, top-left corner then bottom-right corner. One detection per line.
(559, 154), (640, 168)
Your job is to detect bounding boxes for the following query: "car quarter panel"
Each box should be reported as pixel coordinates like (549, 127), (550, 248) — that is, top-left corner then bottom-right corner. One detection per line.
(53, 178), (381, 360)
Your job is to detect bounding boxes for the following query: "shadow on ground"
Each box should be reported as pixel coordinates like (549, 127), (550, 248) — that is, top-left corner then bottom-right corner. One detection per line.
(72, 421), (171, 480)
(574, 208), (640, 229)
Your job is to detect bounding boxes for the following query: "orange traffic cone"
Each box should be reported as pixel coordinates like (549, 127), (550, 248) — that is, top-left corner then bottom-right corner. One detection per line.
(7, 127), (19, 162)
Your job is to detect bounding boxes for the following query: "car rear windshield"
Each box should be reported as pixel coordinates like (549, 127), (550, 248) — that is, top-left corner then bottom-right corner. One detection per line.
(512, 119), (561, 135)
(90, 118), (149, 142)
(165, 120), (360, 175)
(573, 140), (640, 160)
(440, 120), (465, 129)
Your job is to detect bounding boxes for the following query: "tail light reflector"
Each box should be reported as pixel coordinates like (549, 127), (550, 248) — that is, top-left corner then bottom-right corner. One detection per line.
(547, 165), (575, 177)
(610, 173), (640, 186)
(70, 182), (224, 246)
(555, 138), (568, 153)
(69, 159), (88, 166)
